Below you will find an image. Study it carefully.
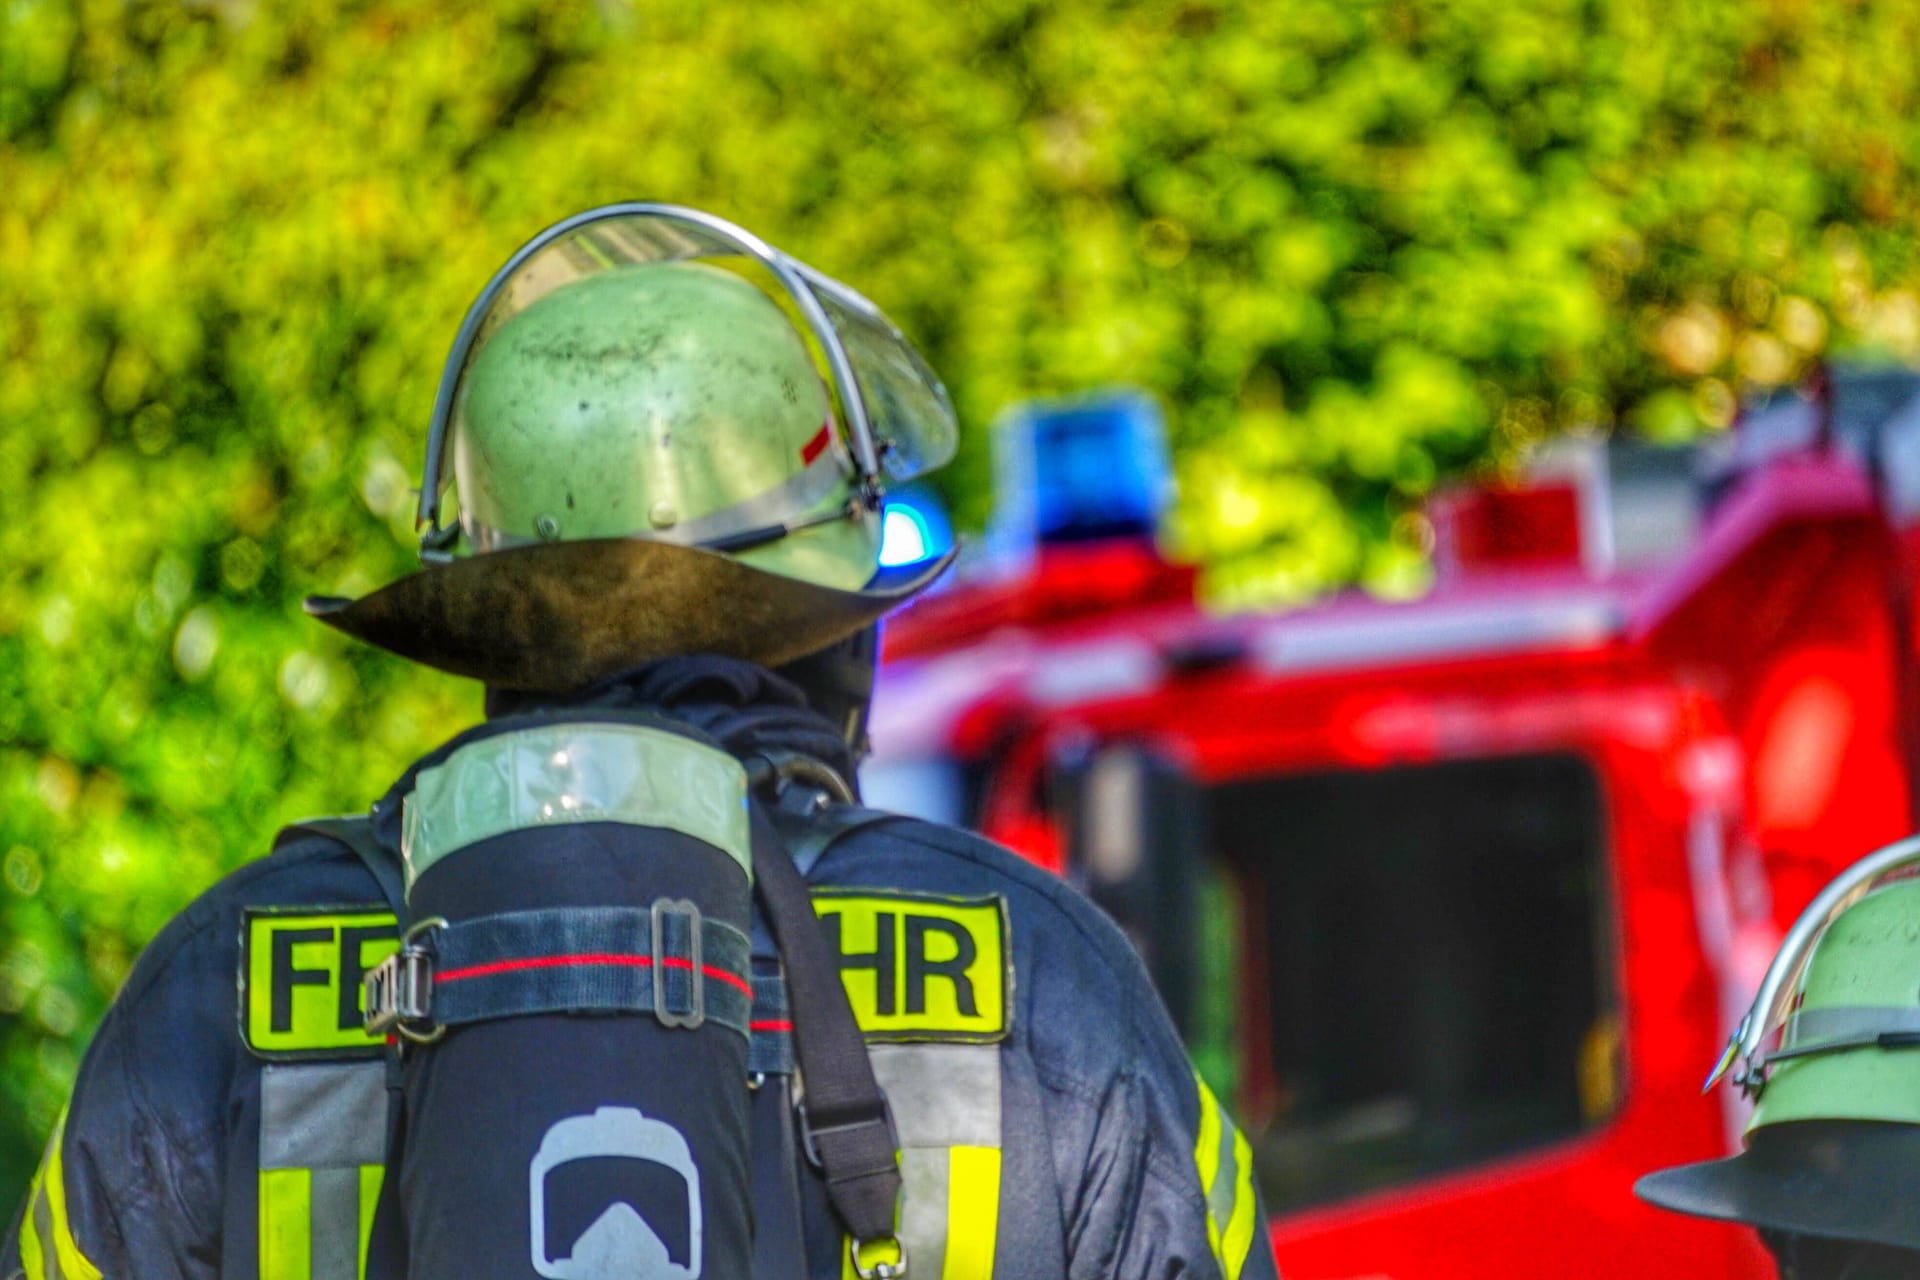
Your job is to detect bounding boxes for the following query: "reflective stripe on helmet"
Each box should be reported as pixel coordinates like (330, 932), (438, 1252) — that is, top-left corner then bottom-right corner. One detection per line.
(459, 429), (852, 559)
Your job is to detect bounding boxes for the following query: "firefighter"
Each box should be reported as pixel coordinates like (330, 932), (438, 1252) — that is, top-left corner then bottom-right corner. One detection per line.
(1637, 839), (1920, 1279)
(3, 205), (1280, 1280)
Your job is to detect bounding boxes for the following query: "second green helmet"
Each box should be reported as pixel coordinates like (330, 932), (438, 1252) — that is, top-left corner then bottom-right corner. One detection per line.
(1637, 865), (1920, 1251)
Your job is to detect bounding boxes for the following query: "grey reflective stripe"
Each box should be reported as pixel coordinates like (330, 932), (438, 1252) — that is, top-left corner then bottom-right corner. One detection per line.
(464, 442), (847, 554)
(1783, 1004), (1920, 1049)
(260, 1062), (389, 1169)
(308, 1168), (363, 1280)
(898, 1149), (952, 1279)
(31, 1191), (60, 1280)
(1205, 1102), (1238, 1238)
(862, 1043), (1003, 1276)
(867, 1043), (1001, 1148)
(258, 1064), (388, 1280)
(401, 724), (750, 892)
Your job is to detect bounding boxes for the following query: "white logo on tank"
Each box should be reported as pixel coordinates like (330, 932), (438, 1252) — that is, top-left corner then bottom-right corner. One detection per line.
(529, 1106), (702, 1279)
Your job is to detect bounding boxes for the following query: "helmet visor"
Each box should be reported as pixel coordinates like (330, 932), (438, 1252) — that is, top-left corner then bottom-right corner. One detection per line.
(793, 263), (959, 482)
(418, 205), (959, 534)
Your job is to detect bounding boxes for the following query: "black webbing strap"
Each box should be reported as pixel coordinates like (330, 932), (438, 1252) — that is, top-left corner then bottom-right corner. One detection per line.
(366, 905), (754, 1038)
(274, 816), (408, 921)
(748, 968), (794, 1076)
(748, 801), (903, 1255)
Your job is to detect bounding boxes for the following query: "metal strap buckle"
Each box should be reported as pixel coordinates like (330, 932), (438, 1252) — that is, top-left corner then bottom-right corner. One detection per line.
(651, 898), (706, 1030)
(363, 916), (447, 1045)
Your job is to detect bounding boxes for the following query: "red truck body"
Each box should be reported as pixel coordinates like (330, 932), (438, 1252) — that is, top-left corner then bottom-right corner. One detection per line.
(864, 375), (1920, 1277)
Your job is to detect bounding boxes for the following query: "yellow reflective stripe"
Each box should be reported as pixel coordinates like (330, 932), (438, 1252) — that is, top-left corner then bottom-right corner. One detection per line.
(26, 1114), (103, 1280)
(839, 1144), (1000, 1280)
(942, 1145), (1000, 1279)
(357, 1165), (384, 1280)
(257, 1164), (385, 1280)
(1218, 1127), (1257, 1280)
(1192, 1073), (1260, 1278)
(260, 1167), (313, 1280)
(17, 1163), (45, 1280)
(1192, 1077), (1224, 1258)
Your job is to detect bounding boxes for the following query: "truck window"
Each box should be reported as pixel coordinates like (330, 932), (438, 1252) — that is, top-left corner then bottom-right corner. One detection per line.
(1210, 753), (1617, 1214)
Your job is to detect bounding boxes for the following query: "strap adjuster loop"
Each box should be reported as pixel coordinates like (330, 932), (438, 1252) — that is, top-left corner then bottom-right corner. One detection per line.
(652, 898), (706, 1030)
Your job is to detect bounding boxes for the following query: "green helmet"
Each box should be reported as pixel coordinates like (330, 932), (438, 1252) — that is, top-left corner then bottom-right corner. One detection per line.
(1637, 837), (1920, 1252)
(306, 205), (958, 691)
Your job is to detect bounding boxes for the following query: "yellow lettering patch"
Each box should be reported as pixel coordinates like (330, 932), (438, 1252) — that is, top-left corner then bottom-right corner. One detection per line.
(813, 892), (1009, 1043)
(242, 908), (398, 1058)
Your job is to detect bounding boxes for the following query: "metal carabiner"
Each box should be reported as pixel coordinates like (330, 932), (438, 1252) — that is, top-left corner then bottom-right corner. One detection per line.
(848, 1234), (908, 1280)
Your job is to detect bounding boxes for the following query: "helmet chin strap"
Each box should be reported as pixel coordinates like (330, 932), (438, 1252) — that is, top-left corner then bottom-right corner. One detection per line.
(773, 626), (880, 763)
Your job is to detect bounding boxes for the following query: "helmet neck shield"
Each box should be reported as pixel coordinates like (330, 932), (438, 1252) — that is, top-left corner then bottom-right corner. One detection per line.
(307, 539), (949, 694)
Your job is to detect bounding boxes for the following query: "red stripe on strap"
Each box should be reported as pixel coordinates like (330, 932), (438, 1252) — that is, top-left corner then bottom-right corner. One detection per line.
(436, 952), (754, 998)
(801, 424), (831, 465)
(749, 1019), (794, 1034)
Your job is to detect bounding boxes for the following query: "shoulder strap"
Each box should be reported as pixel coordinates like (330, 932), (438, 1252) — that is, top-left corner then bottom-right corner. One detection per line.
(749, 800), (904, 1270)
(273, 816), (408, 922)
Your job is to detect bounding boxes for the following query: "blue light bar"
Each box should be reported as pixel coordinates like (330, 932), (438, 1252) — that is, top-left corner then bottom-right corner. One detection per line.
(878, 485), (954, 567)
(994, 390), (1173, 545)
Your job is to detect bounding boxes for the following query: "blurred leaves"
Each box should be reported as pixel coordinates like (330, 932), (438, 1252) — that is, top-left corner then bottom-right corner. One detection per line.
(6, 0), (1920, 1200)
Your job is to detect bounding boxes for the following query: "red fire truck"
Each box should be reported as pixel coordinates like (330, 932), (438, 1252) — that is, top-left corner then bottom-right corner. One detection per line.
(862, 370), (1920, 1278)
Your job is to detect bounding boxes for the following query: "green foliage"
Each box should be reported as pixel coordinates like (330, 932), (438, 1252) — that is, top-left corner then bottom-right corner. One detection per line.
(5, 0), (1920, 1206)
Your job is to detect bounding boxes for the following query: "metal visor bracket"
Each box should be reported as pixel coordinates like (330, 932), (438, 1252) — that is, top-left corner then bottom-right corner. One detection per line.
(1706, 833), (1920, 1097)
(415, 204), (959, 556)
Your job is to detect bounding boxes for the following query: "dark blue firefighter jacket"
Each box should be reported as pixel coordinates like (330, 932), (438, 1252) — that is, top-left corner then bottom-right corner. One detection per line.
(3, 667), (1278, 1280)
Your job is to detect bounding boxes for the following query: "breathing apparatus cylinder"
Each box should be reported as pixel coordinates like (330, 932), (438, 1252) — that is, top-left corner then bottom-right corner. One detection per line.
(368, 717), (756, 1278)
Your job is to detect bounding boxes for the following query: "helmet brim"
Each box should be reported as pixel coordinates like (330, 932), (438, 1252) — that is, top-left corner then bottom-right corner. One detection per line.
(304, 536), (955, 693)
(1635, 1121), (1920, 1251)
